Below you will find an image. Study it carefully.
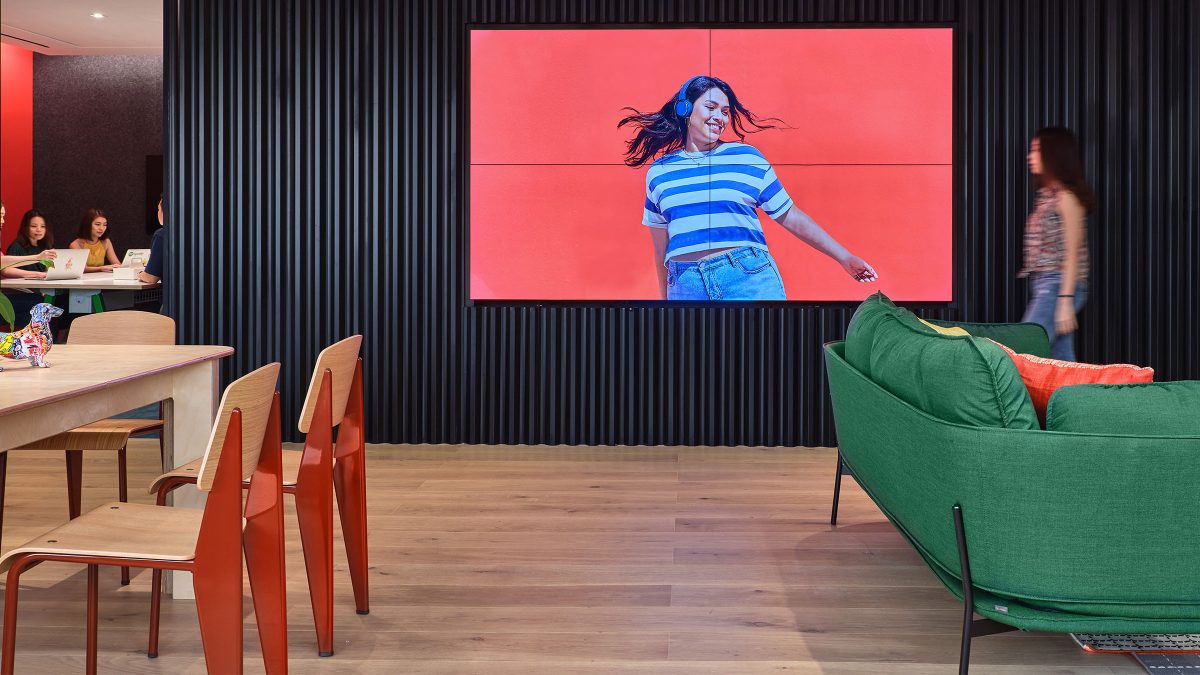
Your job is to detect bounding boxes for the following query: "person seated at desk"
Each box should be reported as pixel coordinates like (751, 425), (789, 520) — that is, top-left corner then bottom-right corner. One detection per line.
(0, 202), (56, 268)
(70, 208), (121, 273)
(4, 209), (55, 279)
(1, 203), (58, 328)
(138, 196), (166, 284)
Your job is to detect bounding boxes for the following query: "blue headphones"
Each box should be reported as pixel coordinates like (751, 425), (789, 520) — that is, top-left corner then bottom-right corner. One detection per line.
(673, 75), (705, 118)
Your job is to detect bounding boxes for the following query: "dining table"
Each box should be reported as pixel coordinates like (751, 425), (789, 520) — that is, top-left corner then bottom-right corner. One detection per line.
(0, 343), (234, 599)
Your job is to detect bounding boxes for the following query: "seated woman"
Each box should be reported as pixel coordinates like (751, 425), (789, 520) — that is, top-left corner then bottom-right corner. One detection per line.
(2, 204), (58, 328)
(0, 202), (55, 269)
(70, 208), (120, 273)
(4, 209), (54, 276)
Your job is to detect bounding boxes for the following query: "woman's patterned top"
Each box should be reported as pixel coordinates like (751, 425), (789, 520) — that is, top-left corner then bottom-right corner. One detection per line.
(1019, 186), (1089, 280)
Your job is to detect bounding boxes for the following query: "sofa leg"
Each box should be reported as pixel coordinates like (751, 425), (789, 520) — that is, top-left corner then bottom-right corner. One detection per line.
(830, 451), (845, 527)
(953, 504), (1016, 674)
(954, 504), (974, 673)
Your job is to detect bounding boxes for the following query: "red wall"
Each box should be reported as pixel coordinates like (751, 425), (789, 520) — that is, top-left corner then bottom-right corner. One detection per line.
(1, 44), (34, 250)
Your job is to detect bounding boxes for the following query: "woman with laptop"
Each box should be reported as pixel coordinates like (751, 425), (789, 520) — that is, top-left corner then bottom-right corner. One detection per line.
(4, 209), (55, 279)
(70, 208), (121, 272)
(1, 202), (58, 328)
(0, 202), (57, 270)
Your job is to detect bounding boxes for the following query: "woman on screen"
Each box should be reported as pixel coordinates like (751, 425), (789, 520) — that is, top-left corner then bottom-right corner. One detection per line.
(1018, 126), (1094, 361)
(619, 75), (877, 300)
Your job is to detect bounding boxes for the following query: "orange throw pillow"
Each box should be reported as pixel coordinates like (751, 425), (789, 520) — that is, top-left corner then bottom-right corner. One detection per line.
(991, 341), (1155, 425)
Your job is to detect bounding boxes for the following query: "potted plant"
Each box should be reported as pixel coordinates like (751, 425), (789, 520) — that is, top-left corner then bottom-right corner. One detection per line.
(0, 259), (54, 326)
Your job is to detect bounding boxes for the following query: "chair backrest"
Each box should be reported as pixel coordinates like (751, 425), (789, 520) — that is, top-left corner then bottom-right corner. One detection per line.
(297, 335), (363, 433)
(196, 363), (281, 491)
(68, 310), (176, 345)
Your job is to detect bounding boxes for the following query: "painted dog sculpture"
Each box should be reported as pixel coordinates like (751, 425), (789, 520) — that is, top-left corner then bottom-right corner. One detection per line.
(0, 303), (64, 370)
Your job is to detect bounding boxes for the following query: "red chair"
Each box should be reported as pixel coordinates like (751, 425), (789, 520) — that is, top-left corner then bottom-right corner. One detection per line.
(152, 335), (367, 657)
(0, 363), (287, 675)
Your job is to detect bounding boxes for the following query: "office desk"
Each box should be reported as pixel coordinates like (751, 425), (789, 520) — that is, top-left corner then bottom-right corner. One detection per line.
(0, 344), (233, 598)
(2, 272), (161, 313)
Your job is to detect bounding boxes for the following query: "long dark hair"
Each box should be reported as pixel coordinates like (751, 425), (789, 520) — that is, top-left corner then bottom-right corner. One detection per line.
(78, 208), (109, 241)
(618, 76), (781, 167)
(17, 209), (54, 249)
(1034, 126), (1096, 213)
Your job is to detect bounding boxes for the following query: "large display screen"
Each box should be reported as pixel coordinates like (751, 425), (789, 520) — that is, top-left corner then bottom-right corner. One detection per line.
(470, 28), (953, 301)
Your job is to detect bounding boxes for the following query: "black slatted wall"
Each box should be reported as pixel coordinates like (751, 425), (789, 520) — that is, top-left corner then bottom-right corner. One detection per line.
(165, 0), (1199, 446)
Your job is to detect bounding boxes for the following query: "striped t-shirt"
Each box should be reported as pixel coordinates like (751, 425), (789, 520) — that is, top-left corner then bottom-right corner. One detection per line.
(642, 142), (793, 264)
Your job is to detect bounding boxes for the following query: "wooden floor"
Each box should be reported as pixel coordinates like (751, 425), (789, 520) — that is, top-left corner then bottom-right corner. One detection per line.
(0, 442), (1142, 674)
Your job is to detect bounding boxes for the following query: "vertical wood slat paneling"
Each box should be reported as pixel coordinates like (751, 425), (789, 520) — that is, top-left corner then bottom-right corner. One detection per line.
(166, 0), (1200, 447)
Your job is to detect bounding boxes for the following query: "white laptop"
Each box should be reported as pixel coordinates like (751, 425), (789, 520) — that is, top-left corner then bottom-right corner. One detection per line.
(121, 248), (152, 268)
(43, 248), (89, 280)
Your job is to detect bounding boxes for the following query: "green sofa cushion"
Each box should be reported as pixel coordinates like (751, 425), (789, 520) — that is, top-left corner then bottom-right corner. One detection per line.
(868, 314), (1039, 429)
(845, 292), (935, 377)
(926, 319), (1051, 358)
(844, 292), (898, 376)
(1046, 381), (1200, 435)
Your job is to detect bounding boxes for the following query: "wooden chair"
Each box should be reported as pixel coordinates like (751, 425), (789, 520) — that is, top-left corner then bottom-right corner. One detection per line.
(0, 363), (286, 675)
(0, 311), (175, 587)
(152, 335), (367, 657)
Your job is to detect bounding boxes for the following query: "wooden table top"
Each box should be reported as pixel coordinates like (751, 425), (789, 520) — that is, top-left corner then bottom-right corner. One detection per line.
(0, 344), (233, 416)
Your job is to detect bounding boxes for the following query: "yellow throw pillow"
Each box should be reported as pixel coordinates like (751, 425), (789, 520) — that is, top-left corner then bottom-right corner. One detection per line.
(919, 318), (970, 336)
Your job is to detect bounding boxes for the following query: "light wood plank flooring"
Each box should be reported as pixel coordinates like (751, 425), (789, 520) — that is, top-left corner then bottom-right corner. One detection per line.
(0, 442), (1142, 674)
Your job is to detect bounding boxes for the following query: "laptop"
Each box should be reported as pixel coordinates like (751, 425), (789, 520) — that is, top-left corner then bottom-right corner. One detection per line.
(121, 248), (152, 268)
(43, 249), (89, 280)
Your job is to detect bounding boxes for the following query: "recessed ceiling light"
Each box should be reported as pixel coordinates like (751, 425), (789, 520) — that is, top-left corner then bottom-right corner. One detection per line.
(90, 12), (105, 19)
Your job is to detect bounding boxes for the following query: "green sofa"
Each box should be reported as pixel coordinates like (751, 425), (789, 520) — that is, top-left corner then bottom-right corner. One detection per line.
(824, 296), (1200, 673)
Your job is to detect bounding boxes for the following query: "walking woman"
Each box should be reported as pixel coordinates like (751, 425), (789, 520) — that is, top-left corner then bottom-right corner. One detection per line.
(1018, 126), (1095, 361)
(619, 75), (876, 300)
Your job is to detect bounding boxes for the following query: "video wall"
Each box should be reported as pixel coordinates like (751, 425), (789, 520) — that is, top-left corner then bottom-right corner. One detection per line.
(470, 28), (953, 301)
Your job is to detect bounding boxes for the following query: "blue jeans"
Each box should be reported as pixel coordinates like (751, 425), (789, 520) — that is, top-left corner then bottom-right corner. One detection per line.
(667, 247), (786, 301)
(1021, 272), (1088, 361)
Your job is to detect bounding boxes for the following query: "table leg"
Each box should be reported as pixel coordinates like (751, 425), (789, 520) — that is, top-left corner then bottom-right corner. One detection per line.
(163, 359), (221, 599)
(67, 289), (101, 314)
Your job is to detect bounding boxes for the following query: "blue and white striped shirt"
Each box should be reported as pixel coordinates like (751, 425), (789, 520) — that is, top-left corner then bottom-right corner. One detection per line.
(642, 142), (793, 264)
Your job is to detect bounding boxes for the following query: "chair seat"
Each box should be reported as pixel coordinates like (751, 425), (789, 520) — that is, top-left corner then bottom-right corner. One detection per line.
(153, 450), (302, 493)
(0, 502), (203, 573)
(15, 418), (165, 451)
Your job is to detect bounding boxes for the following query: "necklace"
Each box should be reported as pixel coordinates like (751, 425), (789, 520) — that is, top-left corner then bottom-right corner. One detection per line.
(680, 148), (713, 165)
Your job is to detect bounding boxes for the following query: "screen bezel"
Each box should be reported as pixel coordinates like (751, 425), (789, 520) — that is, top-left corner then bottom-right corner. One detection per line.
(463, 22), (960, 309)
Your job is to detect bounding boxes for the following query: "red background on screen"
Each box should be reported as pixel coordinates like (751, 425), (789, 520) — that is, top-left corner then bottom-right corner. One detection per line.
(470, 28), (953, 301)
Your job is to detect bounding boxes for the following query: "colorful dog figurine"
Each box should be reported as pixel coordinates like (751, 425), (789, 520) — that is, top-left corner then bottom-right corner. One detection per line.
(0, 303), (64, 370)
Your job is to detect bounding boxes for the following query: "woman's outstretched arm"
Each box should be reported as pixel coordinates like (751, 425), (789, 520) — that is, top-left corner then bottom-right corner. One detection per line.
(775, 205), (877, 282)
(1, 250), (56, 268)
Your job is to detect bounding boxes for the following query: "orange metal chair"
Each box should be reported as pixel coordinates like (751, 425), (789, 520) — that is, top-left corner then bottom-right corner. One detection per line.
(0, 363), (287, 675)
(152, 335), (367, 657)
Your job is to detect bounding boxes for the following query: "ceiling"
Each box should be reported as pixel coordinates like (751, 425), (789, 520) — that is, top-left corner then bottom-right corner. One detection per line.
(1, 0), (162, 55)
